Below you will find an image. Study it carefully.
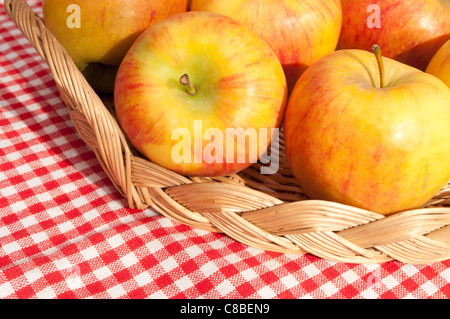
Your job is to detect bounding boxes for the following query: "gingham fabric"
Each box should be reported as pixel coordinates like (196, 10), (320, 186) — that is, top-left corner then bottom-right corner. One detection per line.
(1, 0), (449, 299)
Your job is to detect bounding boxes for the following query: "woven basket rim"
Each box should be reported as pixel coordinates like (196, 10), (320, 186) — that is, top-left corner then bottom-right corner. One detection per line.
(4, 0), (450, 265)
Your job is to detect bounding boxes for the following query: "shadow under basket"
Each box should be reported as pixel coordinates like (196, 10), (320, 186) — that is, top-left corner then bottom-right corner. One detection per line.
(5, 0), (450, 264)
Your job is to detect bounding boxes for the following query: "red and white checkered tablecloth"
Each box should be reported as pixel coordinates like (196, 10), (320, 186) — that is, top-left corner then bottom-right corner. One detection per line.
(0, 0), (449, 300)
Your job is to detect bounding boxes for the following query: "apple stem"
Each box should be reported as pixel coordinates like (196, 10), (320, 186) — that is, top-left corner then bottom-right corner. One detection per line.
(180, 74), (197, 96)
(371, 44), (386, 89)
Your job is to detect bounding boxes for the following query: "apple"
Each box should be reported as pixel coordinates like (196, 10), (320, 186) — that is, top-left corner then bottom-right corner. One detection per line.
(338, 0), (450, 71)
(42, 0), (189, 93)
(284, 46), (450, 215)
(190, 0), (342, 91)
(114, 11), (287, 177)
(426, 39), (450, 88)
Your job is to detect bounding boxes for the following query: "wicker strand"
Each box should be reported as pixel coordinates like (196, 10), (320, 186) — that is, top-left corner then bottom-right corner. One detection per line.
(5, 0), (450, 264)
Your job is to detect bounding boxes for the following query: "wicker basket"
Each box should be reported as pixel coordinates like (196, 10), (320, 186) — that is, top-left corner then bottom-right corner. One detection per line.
(5, 0), (450, 264)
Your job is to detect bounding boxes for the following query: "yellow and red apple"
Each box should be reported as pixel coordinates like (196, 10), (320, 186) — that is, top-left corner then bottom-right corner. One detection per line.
(42, 0), (189, 93)
(426, 39), (450, 87)
(190, 0), (342, 91)
(284, 47), (450, 215)
(114, 11), (287, 177)
(338, 0), (450, 71)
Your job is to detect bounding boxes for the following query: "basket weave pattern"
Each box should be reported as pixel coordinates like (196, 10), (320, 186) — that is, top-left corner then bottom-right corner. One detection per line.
(5, 0), (450, 264)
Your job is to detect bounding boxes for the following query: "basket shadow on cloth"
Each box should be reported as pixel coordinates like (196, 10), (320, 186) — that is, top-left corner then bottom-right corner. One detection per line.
(5, 0), (450, 264)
